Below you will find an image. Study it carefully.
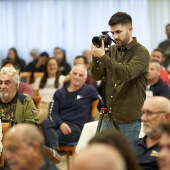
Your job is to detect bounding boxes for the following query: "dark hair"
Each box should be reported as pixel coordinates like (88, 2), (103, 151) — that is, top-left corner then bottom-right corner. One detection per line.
(7, 47), (19, 60)
(74, 55), (88, 65)
(89, 130), (140, 170)
(160, 123), (170, 135)
(2, 59), (21, 71)
(2, 59), (13, 68)
(39, 52), (49, 58)
(166, 23), (170, 29)
(152, 48), (165, 57)
(108, 12), (132, 26)
(54, 47), (67, 62)
(39, 57), (60, 88)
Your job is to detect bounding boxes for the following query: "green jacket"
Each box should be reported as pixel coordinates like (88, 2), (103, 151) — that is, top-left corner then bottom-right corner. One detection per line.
(90, 38), (149, 123)
(15, 93), (39, 125)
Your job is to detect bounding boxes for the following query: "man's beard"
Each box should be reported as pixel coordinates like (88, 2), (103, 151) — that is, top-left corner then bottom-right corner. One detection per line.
(0, 90), (9, 100)
(116, 33), (130, 47)
(0, 93), (9, 99)
(143, 122), (160, 139)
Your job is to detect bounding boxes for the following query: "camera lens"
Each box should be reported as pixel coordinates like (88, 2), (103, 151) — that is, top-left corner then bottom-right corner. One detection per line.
(92, 36), (102, 47)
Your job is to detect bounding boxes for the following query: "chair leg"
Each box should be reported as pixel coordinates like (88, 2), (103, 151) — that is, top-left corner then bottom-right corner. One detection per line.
(0, 150), (5, 167)
(66, 152), (70, 170)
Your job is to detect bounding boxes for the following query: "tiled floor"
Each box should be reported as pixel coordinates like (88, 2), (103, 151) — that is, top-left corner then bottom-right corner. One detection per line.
(56, 155), (68, 170)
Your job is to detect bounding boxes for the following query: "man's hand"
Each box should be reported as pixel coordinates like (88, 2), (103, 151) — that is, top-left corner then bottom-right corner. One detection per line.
(60, 123), (71, 135)
(91, 40), (105, 58)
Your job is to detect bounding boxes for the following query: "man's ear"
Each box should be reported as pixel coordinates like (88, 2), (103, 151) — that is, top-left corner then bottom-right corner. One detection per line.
(128, 27), (133, 34)
(165, 112), (170, 121)
(162, 57), (165, 63)
(16, 69), (20, 74)
(15, 82), (19, 88)
(84, 77), (87, 83)
(31, 142), (40, 157)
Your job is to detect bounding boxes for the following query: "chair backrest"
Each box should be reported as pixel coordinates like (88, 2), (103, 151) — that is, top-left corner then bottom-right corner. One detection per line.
(20, 72), (31, 84)
(33, 96), (41, 111)
(0, 123), (11, 167)
(91, 99), (99, 117)
(33, 72), (44, 82)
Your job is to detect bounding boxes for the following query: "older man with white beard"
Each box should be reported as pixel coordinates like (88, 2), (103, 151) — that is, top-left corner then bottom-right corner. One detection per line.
(0, 67), (39, 125)
(131, 96), (170, 170)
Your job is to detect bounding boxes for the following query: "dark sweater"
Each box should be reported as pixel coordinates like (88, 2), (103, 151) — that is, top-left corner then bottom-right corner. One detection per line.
(51, 84), (102, 129)
(150, 78), (170, 99)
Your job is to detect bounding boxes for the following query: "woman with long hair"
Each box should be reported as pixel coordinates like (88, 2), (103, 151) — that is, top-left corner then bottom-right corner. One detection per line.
(4, 47), (26, 71)
(34, 57), (68, 123)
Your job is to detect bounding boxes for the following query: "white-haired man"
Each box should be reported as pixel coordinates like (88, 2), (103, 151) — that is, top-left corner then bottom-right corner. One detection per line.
(146, 61), (170, 99)
(131, 96), (170, 170)
(0, 67), (39, 125)
(42, 64), (102, 164)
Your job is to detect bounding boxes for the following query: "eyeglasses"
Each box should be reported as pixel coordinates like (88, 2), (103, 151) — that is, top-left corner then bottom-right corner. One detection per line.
(142, 111), (167, 116)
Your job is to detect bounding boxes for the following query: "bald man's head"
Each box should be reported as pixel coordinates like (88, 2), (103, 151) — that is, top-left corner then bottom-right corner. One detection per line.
(141, 96), (170, 138)
(143, 96), (170, 113)
(72, 144), (126, 170)
(4, 124), (43, 170)
(6, 124), (43, 144)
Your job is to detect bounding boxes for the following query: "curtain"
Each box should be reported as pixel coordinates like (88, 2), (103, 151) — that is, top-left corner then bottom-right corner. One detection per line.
(148, 0), (170, 51)
(0, 0), (169, 65)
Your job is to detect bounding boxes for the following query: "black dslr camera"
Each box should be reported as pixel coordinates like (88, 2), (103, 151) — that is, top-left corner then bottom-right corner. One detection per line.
(92, 31), (114, 48)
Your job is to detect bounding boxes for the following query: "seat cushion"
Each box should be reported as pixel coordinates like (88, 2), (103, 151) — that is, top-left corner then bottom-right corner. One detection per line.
(60, 142), (77, 146)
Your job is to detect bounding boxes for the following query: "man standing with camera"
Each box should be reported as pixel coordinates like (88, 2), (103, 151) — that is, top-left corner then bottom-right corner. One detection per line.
(91, 12), (149, 141)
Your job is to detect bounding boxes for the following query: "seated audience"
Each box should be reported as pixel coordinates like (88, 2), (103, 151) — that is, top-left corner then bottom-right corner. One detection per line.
(30, 48), (39, 60)
(146, 61), (170, 99)
(74, 56), (97, 88)
(26, 48), (39, 71)
(26, 52), (49, 83)
(42, 65), (102, 163)
(150, 48), (169, 85)
(0, 67), (39, 125)
(64, 55), (97, 88)
(2, 60), (33, 98)
(34, 57), (67, 123)
(89, 130), (140, 170)
(158, 123), (170, 170)
(83, 49), (93, 68)
(4, 124), (59, 170)
(131, 96), (170, 170)
(53, 47), (71, 75)
(72, 144), (126, 170)
(73, 55), (88, 66)
(2, 47), (26, 72)
(158, 23), (170, 70)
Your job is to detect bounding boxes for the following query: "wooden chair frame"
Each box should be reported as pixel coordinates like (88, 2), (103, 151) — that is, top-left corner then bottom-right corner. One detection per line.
(33, 96), (41, 111)
(33, 72), (44, 82)
(0, 123), (11, 167)
(20, 72), (31, 84)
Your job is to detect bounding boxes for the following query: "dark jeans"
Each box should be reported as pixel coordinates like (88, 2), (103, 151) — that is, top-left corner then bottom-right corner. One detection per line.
(42, 119), (81, 150)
